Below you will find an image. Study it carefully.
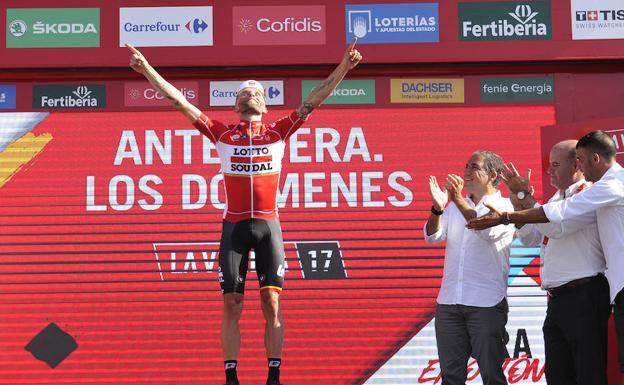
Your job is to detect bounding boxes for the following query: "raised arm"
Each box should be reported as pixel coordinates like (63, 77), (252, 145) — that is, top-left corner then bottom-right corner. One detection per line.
(297, 37), (362, 119)
(126, 43), (201, 123)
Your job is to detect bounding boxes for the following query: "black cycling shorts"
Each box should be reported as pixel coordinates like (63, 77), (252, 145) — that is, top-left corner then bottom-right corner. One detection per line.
(217, 218), (285, 295)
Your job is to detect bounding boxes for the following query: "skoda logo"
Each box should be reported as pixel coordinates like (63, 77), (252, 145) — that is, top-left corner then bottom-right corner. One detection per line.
(9, 20), (28, 38)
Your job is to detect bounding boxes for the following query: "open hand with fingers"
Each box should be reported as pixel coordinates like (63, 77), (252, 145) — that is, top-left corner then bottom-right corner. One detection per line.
(428, 176), (448, 211)
(444, 174), (464, 203)
(466, 203), (505, 230)
(126, 43), (150, 74)
(501, 162), (532, 194)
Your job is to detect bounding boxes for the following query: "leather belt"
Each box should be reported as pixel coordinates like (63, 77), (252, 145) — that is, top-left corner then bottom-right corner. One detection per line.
(547, 276), (596, 298)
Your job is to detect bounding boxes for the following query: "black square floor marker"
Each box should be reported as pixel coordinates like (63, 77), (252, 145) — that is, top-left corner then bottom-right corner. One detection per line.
(25, 322), (78, 368)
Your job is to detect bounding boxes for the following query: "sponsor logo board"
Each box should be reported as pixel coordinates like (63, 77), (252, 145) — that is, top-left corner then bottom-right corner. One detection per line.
(233, 6), (325, 45)
(459, 1), (552, 41)
(572, 0), (624, 40)
(301, 80), (375, 104)
(119, 6), (213, 47)
(32, 84), (106, 109)
(210, 81), (284, 107)
(345, 3), (439, 44)
(124, 81), (199, 107)
(6, 8), (100, 48)
(391, 79), (464, 103)
(481, 76), (554, 102)
(0, 85), (17, 109)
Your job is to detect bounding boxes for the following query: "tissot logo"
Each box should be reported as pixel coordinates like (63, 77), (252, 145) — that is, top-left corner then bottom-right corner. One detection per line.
(575, 9), (624, 21)
(572, 0), (624, 40)
(33, 84), (105, 109)
(233, 6), (325, 45)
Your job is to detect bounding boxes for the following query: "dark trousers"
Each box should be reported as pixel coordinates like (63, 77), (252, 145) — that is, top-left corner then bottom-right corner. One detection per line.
(615, 288), (624, 372)
(435, 299), (508, 385)
(543, 274), (611, 385)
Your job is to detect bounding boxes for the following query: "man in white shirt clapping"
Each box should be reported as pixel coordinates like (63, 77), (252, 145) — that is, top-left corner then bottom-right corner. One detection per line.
(425, 150), (515, 385)
(467, 131), (624, 384)
(504, 140), (610, 385)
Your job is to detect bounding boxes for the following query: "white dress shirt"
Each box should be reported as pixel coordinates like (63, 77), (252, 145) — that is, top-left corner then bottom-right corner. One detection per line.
(424, 191), (515, 307)
(516, 179), (605, 290)
(543, 163), (624, 301)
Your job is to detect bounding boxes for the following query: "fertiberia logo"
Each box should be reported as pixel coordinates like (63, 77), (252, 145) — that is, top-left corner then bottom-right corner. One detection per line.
(33, 85), (106, 109)
(459, 1), (552, 41)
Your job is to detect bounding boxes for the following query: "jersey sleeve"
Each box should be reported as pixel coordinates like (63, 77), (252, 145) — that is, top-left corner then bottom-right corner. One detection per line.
(270, 110), (308, 140)
(192, 113), (227, 144)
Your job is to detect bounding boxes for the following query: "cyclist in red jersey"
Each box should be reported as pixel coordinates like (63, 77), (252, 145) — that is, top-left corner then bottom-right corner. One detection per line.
(127, 40), (362, 385)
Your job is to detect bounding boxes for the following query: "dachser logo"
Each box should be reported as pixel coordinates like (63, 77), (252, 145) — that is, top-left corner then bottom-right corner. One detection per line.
(233, 5), (326, 45)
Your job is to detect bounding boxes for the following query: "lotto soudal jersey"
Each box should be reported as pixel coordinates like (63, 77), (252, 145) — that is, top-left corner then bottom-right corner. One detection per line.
(193, 111), (306, 222)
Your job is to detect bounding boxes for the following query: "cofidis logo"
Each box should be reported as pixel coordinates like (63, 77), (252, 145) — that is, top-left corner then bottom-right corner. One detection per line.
(7, 8), (100, 48)
(233, 6), (325, 45)
(124, 81), (198, 107)
(120, 6), (213, 47)
(391, 79), (464, 103)
(345, 3), (439, 44)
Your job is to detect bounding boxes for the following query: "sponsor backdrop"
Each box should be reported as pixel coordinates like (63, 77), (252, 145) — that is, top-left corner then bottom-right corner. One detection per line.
(4, 0), (624, 68)
(571, 0), (624, 40)
(0, 106), (552, 384)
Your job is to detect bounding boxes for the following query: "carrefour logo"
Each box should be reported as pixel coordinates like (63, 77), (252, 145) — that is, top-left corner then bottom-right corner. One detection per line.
(459, 1), (552, 41)
(185, 18), (209, 34)
(267, 86), (281, 100)
(210, 81), (284, 107)
(345, 3), (439, 44)
(119, 6), (213, 47)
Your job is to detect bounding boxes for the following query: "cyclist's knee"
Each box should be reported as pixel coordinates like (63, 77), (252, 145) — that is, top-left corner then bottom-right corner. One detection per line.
(223, 293), (244, 320)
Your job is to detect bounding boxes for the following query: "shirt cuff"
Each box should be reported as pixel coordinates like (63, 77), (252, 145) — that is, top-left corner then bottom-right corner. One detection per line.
(423, 222), (443, 244)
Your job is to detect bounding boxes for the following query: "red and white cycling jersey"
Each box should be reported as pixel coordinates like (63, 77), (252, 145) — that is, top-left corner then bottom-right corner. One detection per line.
(193, 111), (306, 222)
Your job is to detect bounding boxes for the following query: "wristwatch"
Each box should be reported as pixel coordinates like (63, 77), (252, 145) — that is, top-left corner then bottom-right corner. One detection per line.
(517, 190), (530, 200)
(501, 212), (511, 225)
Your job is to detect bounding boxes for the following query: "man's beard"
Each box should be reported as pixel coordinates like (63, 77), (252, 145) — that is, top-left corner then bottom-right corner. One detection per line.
(237, 100), (264, 115)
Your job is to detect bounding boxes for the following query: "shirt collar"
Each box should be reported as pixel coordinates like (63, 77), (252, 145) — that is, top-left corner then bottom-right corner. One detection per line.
(236, 120), (265, 136)
(466, 190), (502, 208)
(561, 179), (588, 198)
